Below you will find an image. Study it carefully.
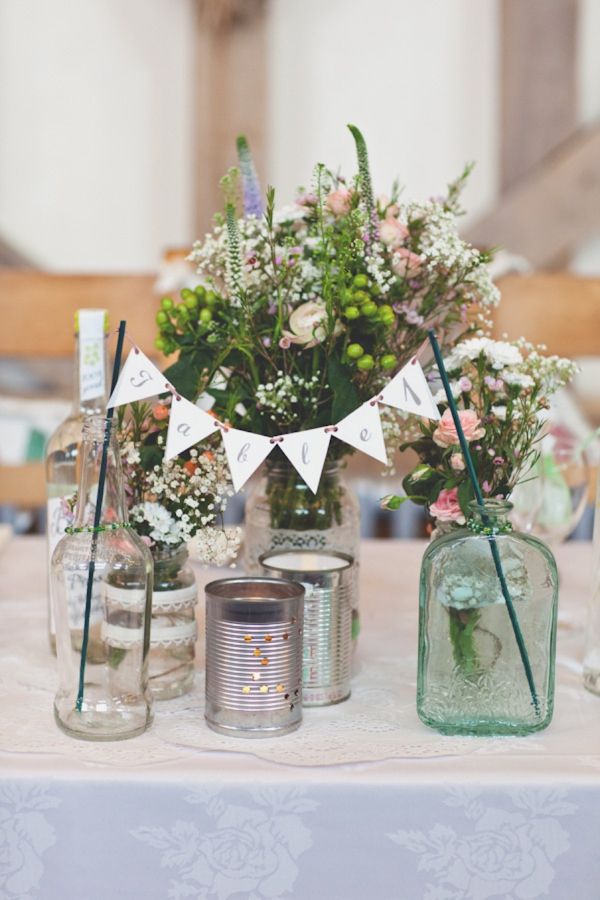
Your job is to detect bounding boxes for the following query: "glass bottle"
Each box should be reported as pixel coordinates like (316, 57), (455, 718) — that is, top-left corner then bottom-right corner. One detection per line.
(243, 459), (361, 641)
(52, 415), (153, 741)
(583, 476), (600, 694)
(46, 309), (109, 652)
(417, 500), (558, 736)
(149, 544), (198, 699)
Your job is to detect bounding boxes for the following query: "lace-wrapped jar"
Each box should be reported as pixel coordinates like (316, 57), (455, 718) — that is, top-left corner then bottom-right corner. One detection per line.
(417, 501), (558, 736)
(149, 544), (197, 699)
(243, 460), (361, 642)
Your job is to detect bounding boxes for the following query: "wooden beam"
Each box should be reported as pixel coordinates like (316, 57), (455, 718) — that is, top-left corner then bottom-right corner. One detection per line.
(500, 0), (578, 192)
(0, 270), (160, 358)
(493, 273), (600, 358)
(466, 124), (600, 267)
(193, 0), (268, 237)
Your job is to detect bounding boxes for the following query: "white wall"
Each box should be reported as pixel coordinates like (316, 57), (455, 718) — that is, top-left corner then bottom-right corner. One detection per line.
(0, 0), (598, 272)
(0, 0), (196, 271)
(267, 0), (500, 226)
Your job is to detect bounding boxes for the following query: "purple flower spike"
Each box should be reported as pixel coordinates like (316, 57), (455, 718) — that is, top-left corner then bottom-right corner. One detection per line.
(236, 136), (264, 218)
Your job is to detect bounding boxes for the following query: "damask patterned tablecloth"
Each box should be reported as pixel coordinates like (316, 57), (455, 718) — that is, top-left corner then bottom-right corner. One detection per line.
(1, 536), (599, 900)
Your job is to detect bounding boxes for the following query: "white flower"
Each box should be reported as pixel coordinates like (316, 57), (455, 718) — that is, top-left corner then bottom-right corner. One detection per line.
(283, 301), (329, 348)
(491, 405), (507, 421)
(502, 371), (535, 388)
(485, 340), (523, 369)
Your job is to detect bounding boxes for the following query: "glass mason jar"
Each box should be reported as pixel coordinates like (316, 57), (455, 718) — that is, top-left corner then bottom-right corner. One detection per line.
(149, 544), (198, 700)
(51, 416), (153, 741)
(417, 501), (558, 736)
(243, 459), (361, 641)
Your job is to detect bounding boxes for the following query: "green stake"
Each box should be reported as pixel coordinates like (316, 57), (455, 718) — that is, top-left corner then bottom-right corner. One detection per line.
(427, 329), (540, 716)
(76, 320), (127, 713)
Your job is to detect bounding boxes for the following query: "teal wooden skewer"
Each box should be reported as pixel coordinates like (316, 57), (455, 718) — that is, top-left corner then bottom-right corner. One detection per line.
(76, 320), (127, 713)
(427, 329), (540, 716)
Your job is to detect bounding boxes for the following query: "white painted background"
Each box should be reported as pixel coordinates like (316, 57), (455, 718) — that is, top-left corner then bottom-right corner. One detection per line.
(0, 0), (598, 272)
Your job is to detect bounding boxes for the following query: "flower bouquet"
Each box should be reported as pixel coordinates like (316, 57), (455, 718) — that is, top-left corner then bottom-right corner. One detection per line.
(153, 126), (499, 574)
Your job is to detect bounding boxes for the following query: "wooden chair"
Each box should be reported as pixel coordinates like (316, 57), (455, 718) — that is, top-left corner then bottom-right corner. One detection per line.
(0, 269), (159, 508)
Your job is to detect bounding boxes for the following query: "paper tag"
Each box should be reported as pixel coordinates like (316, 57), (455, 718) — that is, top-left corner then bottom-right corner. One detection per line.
(78, 310), (106, 402)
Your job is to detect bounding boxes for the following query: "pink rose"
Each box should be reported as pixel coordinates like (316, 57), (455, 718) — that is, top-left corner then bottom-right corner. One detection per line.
(326, 188), (352, 217)
(379, 215), (409, 249)
(391, 247), (423, 278)
(433, 408), (485, 448)
(450, 453), (465, 471)
(429, 487), (465, 524)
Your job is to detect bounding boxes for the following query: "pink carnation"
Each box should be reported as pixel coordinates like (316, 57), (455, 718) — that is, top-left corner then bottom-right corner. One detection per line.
(379, 215), (409, 249)
(429, 487), (465, 524)
(326, 188), (352, 217)
(433, 408), (485, 448)
(391, 247), (423, 278)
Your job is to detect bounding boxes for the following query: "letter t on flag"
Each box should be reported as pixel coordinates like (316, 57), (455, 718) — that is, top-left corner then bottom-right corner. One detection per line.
(379, 358), (440, 420)
(107, 347), (166, 409)
(165, 396), (218, 460)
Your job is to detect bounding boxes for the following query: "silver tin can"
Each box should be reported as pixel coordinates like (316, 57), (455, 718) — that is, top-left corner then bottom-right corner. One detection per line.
(260, 550), (354, 706)
(205, 577), (304, 737)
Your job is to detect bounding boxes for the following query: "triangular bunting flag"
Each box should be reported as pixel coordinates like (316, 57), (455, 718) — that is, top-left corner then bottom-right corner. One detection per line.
(379, 358), (440, 420)
(222, 428), (274, 492)
(107, 348), (166, 409)
(334, 401), (388, 464)
(279, 427), (331, 494)
(165, 396), (218, 460)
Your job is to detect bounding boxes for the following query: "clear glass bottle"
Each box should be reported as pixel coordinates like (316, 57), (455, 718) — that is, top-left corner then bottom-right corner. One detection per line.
(52, 415), (153, 741)
(149, 544), (197, 699)
(243, 459), (361, 641)
(46, 309), (109, 652)
(583, 476), (600, 694)
(417, 501), (558, 736)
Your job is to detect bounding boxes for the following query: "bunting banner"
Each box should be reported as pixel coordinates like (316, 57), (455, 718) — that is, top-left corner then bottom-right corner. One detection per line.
(109, 347), (439, 493)
(379, 358), (441, 421)
(165, 395), (219, 461)
(107, 348), (166, 409)
(278, 427), (332, 494)
(221, 428), (274, 492)
(333, 400), (388, 465)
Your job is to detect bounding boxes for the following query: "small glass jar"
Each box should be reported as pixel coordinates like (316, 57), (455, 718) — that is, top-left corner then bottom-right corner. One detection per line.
(149, 544), (197, 699)
(244, 459), (361, 641)
(418, 500), (558, 736)
(52, 416), (153, 741)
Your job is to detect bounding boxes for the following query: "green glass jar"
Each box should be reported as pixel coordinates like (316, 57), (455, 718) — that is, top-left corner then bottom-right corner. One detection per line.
(417, 500), (558, 736)
(243, 460), (361, 642)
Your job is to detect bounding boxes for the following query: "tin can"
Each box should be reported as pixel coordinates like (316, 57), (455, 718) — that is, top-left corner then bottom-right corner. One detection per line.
(260, 550), (354, 706)
(205, 577), (304, 737)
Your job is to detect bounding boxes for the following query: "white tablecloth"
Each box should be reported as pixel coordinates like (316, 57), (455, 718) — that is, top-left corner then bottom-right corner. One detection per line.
(1, 536), (599, 900)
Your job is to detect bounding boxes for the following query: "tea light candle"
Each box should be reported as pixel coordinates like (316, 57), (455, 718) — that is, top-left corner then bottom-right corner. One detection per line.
(204, 577), (304, 737)
(260, 549), (354, 707)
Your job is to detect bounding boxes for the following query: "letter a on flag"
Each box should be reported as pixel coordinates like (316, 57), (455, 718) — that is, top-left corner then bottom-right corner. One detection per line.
(222, 429), (274, 492)
(379, 358), (440, 420)
(107, 348), (166, 409)
(165, 396), (218, 460)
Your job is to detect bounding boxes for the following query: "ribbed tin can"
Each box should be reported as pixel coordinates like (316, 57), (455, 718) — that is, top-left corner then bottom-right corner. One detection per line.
(260, 550), (354, 706)
(204, 577), (304, 737)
